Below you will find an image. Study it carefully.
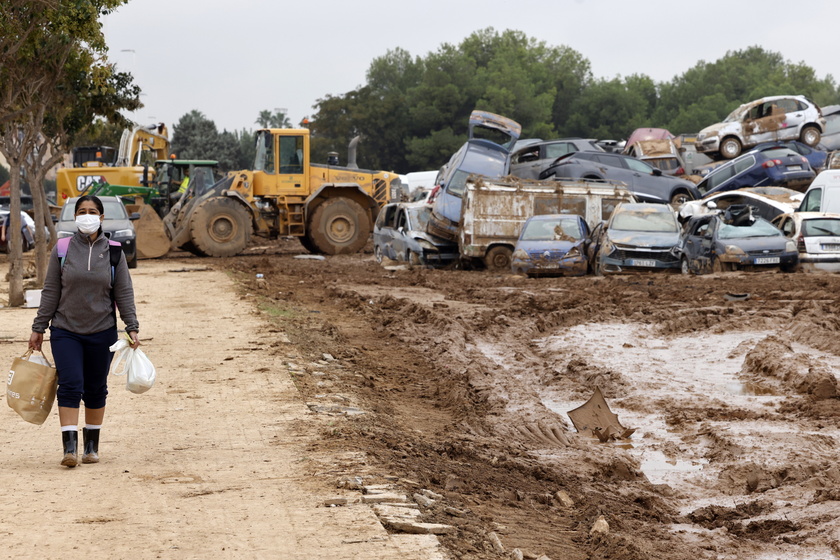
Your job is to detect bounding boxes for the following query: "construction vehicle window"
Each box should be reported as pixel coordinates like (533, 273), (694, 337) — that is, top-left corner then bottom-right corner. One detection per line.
(279, 135), (304, 174)
(255, 133), (275, 174)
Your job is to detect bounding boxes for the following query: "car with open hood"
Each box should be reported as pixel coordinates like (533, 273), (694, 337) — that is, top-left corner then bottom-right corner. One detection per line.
(679, 205), (798, 274)
(695, 95), (825, 160)
(593, 202), (681, 274)
(680, 186), (802, 224)
(510, 214), (590, 277)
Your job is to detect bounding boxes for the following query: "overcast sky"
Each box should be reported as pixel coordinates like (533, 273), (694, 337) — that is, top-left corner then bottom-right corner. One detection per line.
(102, 0), (839, 135)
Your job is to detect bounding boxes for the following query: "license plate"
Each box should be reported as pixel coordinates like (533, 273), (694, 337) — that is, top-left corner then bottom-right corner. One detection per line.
(788, 165), (802, 171)
(629, 259), (656, 267)
(754, 257), (780, 265)
(822, 244), (840, 252)
(540, 263), (560, 269)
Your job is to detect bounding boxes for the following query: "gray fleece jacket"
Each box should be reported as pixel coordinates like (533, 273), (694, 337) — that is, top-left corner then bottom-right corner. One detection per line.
(32, 231), (139, 335)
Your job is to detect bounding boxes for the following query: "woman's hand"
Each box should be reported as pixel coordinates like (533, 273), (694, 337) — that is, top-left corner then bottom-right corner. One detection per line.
(128, 331), (140, 350)
(29, 332), (43, 352)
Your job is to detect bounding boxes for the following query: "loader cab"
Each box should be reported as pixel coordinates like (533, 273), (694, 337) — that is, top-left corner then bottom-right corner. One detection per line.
(253, 129), (308, 195)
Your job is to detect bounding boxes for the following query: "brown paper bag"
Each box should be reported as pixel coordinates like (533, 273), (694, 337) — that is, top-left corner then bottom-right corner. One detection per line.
(7, 349), (57, 425)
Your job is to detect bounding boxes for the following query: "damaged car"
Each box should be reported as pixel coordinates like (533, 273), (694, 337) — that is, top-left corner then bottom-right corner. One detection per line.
(772, 212), (840, 273)
(374, 202), (458, 266)
(695, 146), (815, 198)
(623, 138), (687, 177)
(680, 186), (802, 224)
(509, 138), (603, 180)
(696, 95), (826, 160)
(593, 203), (681, 274)
(679, 205), (798, 274)
(428, 110), (521, 240)
(538, 151), (699, 206)
(510, 214), (590, 277)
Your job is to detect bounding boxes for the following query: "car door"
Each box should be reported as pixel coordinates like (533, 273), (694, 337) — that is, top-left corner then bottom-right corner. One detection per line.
(778, 98), (806, 141)
(744, 101), (784, 145)
(392, 208), (410, 259)
(589, 154), (630, 184)
(381, 205), (399, 260)
(800, 188), (822, 212)
(681, 217), (710, 271)
(623, 157), (663, 200)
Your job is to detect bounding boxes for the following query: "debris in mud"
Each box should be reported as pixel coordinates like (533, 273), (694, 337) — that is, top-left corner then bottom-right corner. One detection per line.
(724, 292), (750, 301)
(306, 403), (366, 415)
(567, 387), (636, 441)
(294, 254), (326, 261)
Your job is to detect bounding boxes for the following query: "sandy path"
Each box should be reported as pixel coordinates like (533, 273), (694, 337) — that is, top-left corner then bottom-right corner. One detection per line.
(0, 259), (447, 559)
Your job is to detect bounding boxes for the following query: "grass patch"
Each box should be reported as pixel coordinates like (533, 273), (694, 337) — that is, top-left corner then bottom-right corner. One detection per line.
(259, 302), (299, 318)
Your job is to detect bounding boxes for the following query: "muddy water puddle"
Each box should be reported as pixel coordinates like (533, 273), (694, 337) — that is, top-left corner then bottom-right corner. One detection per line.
(534, 323), (840, 559)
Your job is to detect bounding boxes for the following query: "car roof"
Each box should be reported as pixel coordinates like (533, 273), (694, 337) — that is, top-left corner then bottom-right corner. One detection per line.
(526, 213), (582, 221)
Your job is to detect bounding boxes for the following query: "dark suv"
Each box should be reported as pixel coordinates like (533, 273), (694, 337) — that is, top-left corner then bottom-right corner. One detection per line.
(539, 151), (700, 206)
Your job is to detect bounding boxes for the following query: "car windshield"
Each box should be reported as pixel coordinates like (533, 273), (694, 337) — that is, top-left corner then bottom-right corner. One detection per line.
(611, 210), (677, 233)
(406, 206), (431, 230)
(723, 105), (745, 123)
(60, 199), (128, 221)
(645, 157), (681, 172)
(802, 218), (840, 237)
(718, 218), (781, 239)
(521, 218), (582, 241)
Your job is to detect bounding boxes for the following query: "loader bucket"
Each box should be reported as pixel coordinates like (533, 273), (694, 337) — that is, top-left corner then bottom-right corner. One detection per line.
(125, 202), (171, 259)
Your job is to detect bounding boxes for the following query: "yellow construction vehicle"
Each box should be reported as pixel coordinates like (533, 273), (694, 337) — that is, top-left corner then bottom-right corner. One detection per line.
(55, 123), (170, 204)
(162, 128), (399, 256)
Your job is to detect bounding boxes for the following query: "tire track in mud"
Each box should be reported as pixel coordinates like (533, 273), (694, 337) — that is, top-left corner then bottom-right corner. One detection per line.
(232, 248), (840, 560)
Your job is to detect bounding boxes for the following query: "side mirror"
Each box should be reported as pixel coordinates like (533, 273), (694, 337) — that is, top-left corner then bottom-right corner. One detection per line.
(652, 168), (662, 176)
(129, 212), (141, 221)
(398, 226), (405, 234)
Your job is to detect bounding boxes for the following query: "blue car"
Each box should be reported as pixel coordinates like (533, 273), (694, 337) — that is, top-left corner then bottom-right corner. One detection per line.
(752, 141), (827, 173)
(428, 110), (521, 240)
(511, 214), (590, 277)
(696, 147), (815, 198)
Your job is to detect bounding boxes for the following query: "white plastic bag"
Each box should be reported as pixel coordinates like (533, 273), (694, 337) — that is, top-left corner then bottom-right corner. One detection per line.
(109, 338), (156, 394)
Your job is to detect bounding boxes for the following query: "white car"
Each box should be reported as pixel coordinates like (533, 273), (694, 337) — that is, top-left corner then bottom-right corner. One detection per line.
(679, 187), (803, 223)
(696, 95), (826, 160)
(772, 212), (840, 272)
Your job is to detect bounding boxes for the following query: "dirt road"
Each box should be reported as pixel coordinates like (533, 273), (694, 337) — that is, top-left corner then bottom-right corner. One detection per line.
(3, 240), (840, 560)
(0, 255), (448, 559)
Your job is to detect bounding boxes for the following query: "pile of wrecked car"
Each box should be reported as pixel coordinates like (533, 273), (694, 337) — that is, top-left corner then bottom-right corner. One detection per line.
(378, 97), (840, 276)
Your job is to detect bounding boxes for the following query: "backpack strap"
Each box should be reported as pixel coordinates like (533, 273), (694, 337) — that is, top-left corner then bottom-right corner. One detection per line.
(56, 237), (71, 263)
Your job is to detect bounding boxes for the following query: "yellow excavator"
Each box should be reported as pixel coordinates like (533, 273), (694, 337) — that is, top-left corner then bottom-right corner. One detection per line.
(162, 128), (400, 256)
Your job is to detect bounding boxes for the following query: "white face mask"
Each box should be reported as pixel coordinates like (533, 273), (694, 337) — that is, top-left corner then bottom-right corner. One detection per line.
(75, 214), (101, 234)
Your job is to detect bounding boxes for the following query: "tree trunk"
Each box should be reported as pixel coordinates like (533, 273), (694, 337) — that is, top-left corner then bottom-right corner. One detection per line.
(29, 169), (50, 285)
(7, 163), (25, 307)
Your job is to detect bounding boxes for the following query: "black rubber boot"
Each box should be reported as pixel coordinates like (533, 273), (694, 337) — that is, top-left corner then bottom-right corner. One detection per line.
(82, 428), (100, 464)
(61, 430), (78, 468)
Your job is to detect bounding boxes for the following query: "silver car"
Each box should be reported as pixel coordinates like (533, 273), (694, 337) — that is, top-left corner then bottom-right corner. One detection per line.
(373, 202), (457, 266)
(696, 95), (825, 160)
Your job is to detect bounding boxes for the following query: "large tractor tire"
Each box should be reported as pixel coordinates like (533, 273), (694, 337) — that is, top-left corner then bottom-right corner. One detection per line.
(298, 233), (322, 254)
(309, 198), (370, 255)
(188, 196), (252, 257)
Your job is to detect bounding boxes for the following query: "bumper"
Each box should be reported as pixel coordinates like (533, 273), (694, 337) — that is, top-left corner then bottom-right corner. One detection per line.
(718, 252), (798, 268)
(799, 253), (840, 273)
(422, 248), (459, 265)
(696, 136), (720, 154)
(600, 255), (680, 273)
(512, 256), (588, 276)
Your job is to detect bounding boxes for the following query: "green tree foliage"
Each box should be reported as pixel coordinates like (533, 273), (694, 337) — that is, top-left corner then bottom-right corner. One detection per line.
(308, 38), (840, 173)
(256, 109), (291, 129)
(171, 110), (241, 172)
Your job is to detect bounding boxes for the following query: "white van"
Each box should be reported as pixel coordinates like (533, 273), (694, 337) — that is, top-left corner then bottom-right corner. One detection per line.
(800, 170), (840, 213)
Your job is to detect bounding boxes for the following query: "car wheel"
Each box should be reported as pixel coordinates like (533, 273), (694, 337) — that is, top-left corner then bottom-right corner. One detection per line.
(670, 190), (692, 206)
(720, 137), (742, 159)
(800, 125), (821, 147)
(680, 257), (690, 275)
(407, 251), (422, 267)
(374, 244), (383, 264)
(712, 257), (725, 273)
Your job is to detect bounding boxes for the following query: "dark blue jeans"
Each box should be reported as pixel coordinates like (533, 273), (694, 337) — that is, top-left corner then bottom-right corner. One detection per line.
(50, 326), (118, 409)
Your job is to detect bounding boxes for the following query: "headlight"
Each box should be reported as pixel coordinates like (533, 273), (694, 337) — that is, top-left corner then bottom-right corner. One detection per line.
(725, 245), (746, 255)
(512, 249), (530, 261)
(565, 246), (581, 258)
(785, 241), (797, 252)
(56, 231), (73, 239)
(601, 240), (616, 255)
(112, 229), (134, 238)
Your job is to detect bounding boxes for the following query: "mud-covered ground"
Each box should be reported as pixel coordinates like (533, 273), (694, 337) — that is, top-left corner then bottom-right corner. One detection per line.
(227, 239), (839, 559)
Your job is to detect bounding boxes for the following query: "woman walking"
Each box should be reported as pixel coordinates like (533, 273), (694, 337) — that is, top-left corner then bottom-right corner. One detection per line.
(29, 195), (140, 468)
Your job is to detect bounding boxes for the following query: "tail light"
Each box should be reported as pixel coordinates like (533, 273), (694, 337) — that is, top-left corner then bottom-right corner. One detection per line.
(61, 193), (67, 199)
(797, 233), (806, 252)
(801, 156), (808, 164)
(762, 159), (782, 168)
(675, 167), (685, 175)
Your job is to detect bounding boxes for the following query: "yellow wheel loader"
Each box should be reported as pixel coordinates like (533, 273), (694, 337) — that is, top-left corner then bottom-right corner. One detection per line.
(161, 128), (399, 257)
